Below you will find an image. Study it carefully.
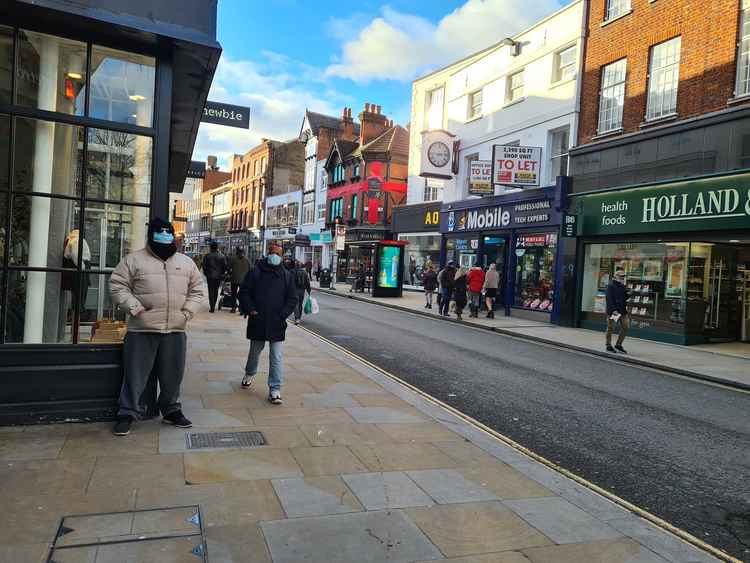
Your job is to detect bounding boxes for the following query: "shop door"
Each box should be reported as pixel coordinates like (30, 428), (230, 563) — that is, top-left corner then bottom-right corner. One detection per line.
(705, 246), (739, 342)
(483, 236), (507, 306)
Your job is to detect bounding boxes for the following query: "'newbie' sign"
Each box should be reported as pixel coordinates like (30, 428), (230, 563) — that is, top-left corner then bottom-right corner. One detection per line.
(202, 101), (250, 129)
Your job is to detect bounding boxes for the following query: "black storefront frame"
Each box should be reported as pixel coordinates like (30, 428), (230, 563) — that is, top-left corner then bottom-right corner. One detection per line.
(0, 17), (174, 424)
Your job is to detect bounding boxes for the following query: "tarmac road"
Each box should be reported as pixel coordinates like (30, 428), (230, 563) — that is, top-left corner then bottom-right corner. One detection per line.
(302, 291), (750, 560)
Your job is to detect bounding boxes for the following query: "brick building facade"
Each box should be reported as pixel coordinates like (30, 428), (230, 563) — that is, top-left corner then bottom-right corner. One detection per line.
(563, 0), (750, 348)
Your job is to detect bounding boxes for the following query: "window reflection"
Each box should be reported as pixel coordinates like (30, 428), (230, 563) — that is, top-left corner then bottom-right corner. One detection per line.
(0, 26), (11, 103)
(4, 270), (74, 344)
(79, 273), (126, 343)
(0, 115), (8, 191)
(84, 202), (149, 270)
(13, 117), (83, 197)
(9, 195), (81, 269)
(86, 128), (152, 203)
(90, 46), (155, 127)
(17, 30), (87, 116)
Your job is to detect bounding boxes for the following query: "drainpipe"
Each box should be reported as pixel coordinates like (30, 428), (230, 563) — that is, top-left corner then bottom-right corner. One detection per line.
(571, 0), (590, 155)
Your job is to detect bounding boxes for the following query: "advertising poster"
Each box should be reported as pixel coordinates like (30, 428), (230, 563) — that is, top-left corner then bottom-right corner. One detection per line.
(378, 246), (401, 288)
(469, 160), (493, 195)
(492, 145), (542, 187)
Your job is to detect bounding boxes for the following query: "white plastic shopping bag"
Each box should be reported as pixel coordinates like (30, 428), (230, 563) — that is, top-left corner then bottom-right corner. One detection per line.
(310, 297), (319, 314)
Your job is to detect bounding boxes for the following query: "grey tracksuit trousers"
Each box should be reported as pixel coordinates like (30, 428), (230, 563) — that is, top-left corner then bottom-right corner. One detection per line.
(118, 332), (186, 419)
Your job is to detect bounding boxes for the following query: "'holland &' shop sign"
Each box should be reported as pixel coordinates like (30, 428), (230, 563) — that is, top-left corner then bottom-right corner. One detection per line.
(576, 174), (750, 236)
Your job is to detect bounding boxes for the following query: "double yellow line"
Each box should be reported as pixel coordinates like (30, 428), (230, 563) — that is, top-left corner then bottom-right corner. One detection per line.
(298, 324), (741, 563)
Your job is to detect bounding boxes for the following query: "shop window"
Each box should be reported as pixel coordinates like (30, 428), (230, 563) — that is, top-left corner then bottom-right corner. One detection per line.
(0, 26), (12, 103)
(398, 234), (440, 286)
(89, 45), (155, 127)
(553, 45), (577, 83)
(446, 237), (479, 270)
(598, 59), (627, 134)
(581, 242), (691, 331)
(468, 90), (483, 120)
(646, 37), (681, 121)
(4, 270), (73, 343)
(425, 86), (444, 131)
(506, 71), (524, 104)
(85, 128), (152, 204)
(514, 233), (557, 312)
(737, 0), (750, 97)
(17, 30), (88, 116)
(13, 117), (84, 197)
(605, 0), (631, 22)
(0, 115), (10, 191)
(549, 127), (570, 181)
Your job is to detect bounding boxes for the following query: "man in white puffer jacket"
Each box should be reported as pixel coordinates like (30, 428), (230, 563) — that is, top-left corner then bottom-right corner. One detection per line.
(110, 218), (207, 436)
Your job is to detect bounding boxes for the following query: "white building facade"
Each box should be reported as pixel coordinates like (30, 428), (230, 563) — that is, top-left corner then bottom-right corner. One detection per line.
(407, 0), (584, 205)
(264, 189), (303, 257)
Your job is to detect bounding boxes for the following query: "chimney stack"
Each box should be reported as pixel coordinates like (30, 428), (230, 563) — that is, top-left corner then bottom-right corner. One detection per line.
(341, 106), (356, 141)
(207, 155), (218, 170)
(359, 102), (390, 146)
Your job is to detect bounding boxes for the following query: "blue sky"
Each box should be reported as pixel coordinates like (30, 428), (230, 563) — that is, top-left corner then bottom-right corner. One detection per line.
(194, 0), (566, 168)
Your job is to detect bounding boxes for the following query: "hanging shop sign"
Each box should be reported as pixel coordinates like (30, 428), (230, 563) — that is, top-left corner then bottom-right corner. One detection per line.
(420, 130), (457, 179)
(491, 145), (542, 187)
(469, 160), (493, 195)
(335, 225), (346, 251)
(201, 101), (250, 129)
(576, 174), (750, 236)
(187, 160), (206, 179)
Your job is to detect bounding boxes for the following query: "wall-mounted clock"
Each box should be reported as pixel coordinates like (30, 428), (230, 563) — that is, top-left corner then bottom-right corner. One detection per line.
(427, 141), (450, 168)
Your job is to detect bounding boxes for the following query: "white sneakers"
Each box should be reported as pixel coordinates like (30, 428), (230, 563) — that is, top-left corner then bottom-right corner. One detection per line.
(268, 390), (283, 405)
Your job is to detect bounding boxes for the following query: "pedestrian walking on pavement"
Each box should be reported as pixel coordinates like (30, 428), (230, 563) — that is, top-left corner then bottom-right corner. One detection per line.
(229, 247), (252, 313)
(453, 267), (468, 320)
(605, 269), (630, 354)
(466, 263), (485, 318)
(438, 261), (456, 317)
(110, 218), (207, 436)
(292, 260), (312, 325)
(238, 244), (298, 405)
(202, 241), (228, 313)
(483, 263), (500, 318)
(422, 264), (438, 309)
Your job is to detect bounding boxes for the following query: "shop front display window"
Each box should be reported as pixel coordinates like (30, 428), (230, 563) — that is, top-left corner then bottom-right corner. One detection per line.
(17, 30), (87, 116)
(446, 237), (478, 269)
(0, 30), (154, 345)
(514, 233), (556, 312)
(399, 234), (440, 286)
(581, 242), (690, 332)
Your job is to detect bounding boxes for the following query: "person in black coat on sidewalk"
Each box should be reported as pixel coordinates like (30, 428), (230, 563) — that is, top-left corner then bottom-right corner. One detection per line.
(238, 244), (297, 404)
(202, 242), (228, 313)
(605, 269), (630, 354)
(422, 265), (438, 309)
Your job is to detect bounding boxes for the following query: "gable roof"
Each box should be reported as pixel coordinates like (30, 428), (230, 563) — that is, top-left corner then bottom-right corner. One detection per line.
(301, 110), (361, 137)
(360, 125), (409, 158)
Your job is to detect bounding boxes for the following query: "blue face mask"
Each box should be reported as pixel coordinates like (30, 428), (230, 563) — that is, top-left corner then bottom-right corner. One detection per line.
(153, 231), (175, 244)
(267, 254), (282, 266)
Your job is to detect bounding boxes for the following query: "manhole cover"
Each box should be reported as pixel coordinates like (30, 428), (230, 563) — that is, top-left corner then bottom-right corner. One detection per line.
(186, 431), (266, 449)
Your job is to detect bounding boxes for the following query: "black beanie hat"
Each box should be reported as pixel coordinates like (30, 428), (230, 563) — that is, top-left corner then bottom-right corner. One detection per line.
(148, 217), (174, 239)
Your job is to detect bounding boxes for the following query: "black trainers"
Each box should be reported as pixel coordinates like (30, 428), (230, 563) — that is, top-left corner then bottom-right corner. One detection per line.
(113, 416), (133, 436)
(162, 411), (192, 428)
(615, 345), (627, 354)
(606, 345), (616, 353)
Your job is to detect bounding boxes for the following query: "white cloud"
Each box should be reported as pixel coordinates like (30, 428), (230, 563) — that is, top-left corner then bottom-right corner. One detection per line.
(326, 0), (561, 83)
(192, 52), (350, 169)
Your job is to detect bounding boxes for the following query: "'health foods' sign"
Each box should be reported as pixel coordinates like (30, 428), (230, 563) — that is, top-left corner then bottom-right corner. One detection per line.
(577, 174), (750, 235)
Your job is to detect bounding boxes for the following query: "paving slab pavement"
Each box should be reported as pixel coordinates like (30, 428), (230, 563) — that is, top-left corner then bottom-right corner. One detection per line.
(313, 284), (750, 390)
(0, 311), (730, 563)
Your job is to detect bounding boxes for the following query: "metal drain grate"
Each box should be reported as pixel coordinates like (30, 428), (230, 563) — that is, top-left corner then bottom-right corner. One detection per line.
(186, 431), (267, 449)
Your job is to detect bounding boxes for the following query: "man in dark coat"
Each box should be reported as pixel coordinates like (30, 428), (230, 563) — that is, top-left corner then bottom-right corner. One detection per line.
(202, 242), (227, 313)
(438, 261), (457, 317)
(605, 269), (630, 354)
(238, 244), (297, 404)
(229, 247), (252, 313)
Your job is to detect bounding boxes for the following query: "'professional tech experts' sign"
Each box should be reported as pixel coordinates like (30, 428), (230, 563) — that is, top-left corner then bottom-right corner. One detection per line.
(577, 174), (750, 236)
(441, 198), (556, 233)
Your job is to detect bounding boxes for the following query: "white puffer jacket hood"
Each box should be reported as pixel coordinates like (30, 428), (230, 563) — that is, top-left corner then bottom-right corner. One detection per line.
(110, 247), (207, 333)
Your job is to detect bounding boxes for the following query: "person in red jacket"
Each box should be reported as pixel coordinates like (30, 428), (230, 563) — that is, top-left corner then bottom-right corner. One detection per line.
(466, 263), (486, 318)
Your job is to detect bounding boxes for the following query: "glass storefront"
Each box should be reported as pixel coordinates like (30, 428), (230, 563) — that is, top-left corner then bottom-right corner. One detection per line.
(581, 241), (750, 343)
(446, 237), (479, 269)
(399, 233), (440, 286)
(0, 29), (154, 345)
(514, 233), (557, 312)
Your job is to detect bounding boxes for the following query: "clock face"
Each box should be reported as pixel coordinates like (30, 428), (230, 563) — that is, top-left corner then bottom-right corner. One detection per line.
(427, 141), (451, 168)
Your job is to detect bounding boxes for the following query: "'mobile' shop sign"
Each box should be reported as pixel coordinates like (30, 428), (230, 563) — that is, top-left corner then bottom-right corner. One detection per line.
(577, 174), (750, 235)
(442, 198), (557, 233)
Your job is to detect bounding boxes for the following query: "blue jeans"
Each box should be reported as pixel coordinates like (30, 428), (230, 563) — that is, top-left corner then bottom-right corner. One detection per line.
(440, 288), (451, 316)
(245, 340), (283, 391)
